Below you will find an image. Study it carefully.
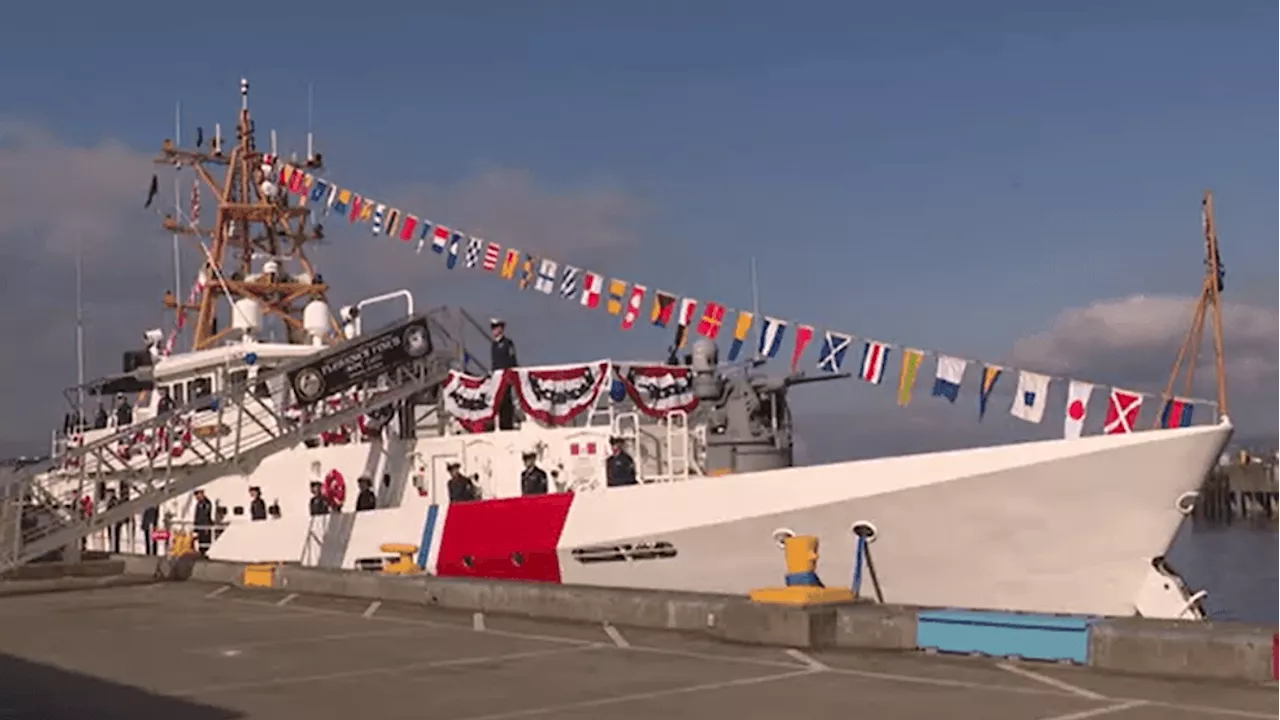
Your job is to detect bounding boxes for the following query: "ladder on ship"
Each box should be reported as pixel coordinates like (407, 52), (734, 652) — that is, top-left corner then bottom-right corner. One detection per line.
(0, 315), (452, 574)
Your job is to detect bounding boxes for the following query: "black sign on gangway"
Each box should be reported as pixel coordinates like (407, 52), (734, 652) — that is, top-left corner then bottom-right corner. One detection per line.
(287, 316), (433, 405)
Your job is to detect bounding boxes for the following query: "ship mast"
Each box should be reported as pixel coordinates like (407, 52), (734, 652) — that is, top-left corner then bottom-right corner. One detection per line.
(1155, 190), (1229, 424)
(155, 78), (340, 351)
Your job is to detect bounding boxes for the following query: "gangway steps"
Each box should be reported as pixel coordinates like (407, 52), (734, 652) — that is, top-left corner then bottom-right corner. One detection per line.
(0, 313), (452, 573)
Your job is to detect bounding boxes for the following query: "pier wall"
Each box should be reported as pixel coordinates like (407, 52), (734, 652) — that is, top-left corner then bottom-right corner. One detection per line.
(99, 555), (1278, 685)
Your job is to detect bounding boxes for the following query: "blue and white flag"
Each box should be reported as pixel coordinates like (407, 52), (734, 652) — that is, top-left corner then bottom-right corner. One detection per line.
(446, 232), (462, 269)
(559, 265), (581, 299)
(817, 331), (852, 373)
(758, 316), (787, 359)
(931, 354), (967, 403)
(371, 204), (386, 236)
(534, 258), (559, 294)
(1011, 371), (1051, 424)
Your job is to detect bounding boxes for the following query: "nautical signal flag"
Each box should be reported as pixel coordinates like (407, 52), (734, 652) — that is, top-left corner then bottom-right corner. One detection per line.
(465, 236), (483, 267)
(675, 298), (698, 347)
(697, 302), (726, 340)
(384, 208), (401, 237)
(347, 195), (363, 223)
(357, 200), (375, 223)
(580, 272), (604, 309)
(518, 254), (537, 290)
(817, 331), (852, 373)
(1160, 397), (1194, 428)
(1063, 380), (1093, 438)
(533, 258), (558, 293)
(859, 341), (889, 384)
(897, 348), (924, 407)
(446, 233), (463, 269)
(932, 355), (967, 403)
(399, 215), (418, 242)
(790, 324), (814, 373)
(482, 242), (501, 272)
(333, 189), (352, 216)
(1104, 388), (1142, 434)
(650, 291), (677, 327)
(371, 204), (386, 235)
(758, 317), (787, 359)
(559, 266), (580, 299)
(431, 226), (450, 254)
(1010, 371), (1051, 424)
(727, 311), (754, 362)
(500, 249), (521, 279)
(621, 284), (646, 329)
(606, 279), (627, 315)
(977, 365), (1002, 420)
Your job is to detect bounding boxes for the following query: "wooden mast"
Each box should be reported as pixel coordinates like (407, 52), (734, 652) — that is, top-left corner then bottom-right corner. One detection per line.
(1154, 190), (1229, 425)
(154, 78), (340, 352)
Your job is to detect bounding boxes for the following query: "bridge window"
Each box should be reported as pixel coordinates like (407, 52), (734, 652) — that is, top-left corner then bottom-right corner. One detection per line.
(188, 376), (212, 401)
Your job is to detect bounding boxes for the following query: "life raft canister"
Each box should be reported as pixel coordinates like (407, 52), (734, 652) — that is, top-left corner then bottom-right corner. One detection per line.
(323, 469), (346, 508)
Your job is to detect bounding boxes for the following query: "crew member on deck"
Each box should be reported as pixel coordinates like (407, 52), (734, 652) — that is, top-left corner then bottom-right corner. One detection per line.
(520, 451), (548, 496)
(446, 462), (479, 503)
(308, 481), (330, 516)
(606, 436), (638, 487)
(248, 487), (267, 521)
(355, 477), (377, 511)
(157, 387), (175, 415)
(114, 394), (133, 427)
(192, 489), (214, 555)
(490, 318), (518, 430)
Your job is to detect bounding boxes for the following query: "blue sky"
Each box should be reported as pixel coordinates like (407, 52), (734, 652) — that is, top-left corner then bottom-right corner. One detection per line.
(0, 1), (1274, 450)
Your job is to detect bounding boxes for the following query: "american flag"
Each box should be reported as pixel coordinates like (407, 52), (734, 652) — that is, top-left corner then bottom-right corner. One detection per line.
(189, 179), (200, 227)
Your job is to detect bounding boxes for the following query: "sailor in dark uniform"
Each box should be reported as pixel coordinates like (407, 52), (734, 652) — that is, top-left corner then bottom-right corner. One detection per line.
(490, 318), (518, 430)
(446, 462), (480, 503)
(520, 451), (548, 496)
(606, 436), (638, 487)
(248, 487), (267, 521)
(355, 477), (377, 511)
(192, 489), (214, 554)
(308, 481), (330, 516)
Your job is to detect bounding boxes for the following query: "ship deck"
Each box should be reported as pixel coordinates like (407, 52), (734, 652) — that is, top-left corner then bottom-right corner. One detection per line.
(0, 582), (1270, 720)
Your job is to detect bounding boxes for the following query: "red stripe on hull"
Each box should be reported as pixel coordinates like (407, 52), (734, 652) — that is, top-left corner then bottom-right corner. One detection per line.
(435, 493), (574, 583)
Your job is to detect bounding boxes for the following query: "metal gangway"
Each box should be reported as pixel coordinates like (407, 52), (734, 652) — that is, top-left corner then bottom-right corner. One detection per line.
(0, 315), (452, 574)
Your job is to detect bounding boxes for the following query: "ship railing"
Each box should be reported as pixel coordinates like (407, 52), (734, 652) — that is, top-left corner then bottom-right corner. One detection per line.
(0, 315), (452, 573)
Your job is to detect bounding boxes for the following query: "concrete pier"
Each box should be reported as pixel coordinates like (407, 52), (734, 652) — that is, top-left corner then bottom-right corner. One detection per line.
(0, 557), (1272, 719)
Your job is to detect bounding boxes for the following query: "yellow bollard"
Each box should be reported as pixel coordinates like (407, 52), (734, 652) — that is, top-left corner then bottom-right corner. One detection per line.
(748, 531), (855, 606)
(379, 543), (422, 575)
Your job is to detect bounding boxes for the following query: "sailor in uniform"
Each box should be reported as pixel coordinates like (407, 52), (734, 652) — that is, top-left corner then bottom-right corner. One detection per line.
(605, 436), (638, 487)
(490, 318), (518, 430)
(520, 451), (549, 496)
(308, 481), (330, 516)
(446, 461), (480, 503)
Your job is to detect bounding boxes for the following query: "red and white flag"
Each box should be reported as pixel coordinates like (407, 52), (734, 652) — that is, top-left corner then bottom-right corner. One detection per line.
(620, 284), (646, 330)
(580, 271), (603, 309)
(1063, 380), (1093, 439)
(860, 341), (889, 384)
(482, 242), (501, 271)
(1103, 388), (1142, 434)
(790, 324), (815, 373)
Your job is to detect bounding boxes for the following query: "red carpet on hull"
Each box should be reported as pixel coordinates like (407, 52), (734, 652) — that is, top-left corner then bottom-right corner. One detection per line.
(435, 493), (574, 583)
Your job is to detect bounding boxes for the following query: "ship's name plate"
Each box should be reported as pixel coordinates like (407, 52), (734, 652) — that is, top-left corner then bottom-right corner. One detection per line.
(287, 317), (433, 404)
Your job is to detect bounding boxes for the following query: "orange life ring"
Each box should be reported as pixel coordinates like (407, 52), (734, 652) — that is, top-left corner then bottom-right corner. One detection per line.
(323, 469), (346, 508)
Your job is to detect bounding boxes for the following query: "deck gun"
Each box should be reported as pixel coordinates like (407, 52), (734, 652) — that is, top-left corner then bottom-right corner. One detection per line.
(687, 340), (849, 475)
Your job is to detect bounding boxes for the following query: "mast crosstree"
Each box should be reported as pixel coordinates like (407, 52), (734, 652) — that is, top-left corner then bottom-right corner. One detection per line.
(156, 78), (339, 351)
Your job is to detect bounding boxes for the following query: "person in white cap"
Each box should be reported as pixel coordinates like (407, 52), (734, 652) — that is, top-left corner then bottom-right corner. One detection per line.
(490, 318), (518, 430)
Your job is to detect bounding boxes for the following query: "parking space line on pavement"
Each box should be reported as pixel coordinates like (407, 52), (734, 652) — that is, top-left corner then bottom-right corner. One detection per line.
(363, 601), (381, 619)
(204, 585), (231, 598)
(1036, 700), (1148, 720)
(448, 668), (820, 720)
(171, 643), (604, 696)
(218, 593), (1273, 719)
(275, 593), (298, 607)
(472, 612), (486, 632)
(997, 662), (1107, 700)
(182, 626), (418, 655)
(602, 623), (630, 648)
(784, 649), (829, 672)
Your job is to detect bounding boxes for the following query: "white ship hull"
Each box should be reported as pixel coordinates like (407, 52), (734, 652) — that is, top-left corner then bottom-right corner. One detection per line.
(161, 420), (1231, 619)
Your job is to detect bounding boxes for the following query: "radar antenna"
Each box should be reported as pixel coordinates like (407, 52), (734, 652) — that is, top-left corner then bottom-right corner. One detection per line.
(155, 78), (339, 351)
(1155, 190), (1229, 424)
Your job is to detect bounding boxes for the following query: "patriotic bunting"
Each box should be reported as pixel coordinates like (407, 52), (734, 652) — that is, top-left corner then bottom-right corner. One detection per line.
(274, 163), (1215, 439)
